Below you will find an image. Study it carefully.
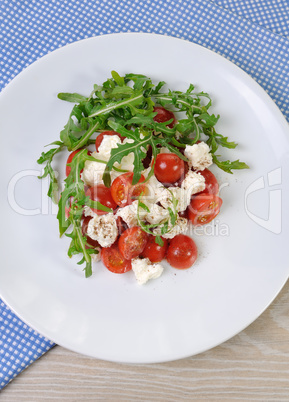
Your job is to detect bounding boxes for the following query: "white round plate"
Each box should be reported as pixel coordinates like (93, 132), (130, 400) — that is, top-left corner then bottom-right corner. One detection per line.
(0, 33), (289, 363)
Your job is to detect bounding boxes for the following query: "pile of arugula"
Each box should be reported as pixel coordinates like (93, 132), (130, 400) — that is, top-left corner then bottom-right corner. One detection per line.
(37, 71), (248, 277)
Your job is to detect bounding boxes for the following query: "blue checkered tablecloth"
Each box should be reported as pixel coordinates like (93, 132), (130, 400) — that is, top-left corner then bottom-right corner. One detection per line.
(1, 0), (288, 390)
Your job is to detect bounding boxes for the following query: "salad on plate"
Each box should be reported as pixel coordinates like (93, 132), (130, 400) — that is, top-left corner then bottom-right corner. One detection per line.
(38, 71), (248, 284)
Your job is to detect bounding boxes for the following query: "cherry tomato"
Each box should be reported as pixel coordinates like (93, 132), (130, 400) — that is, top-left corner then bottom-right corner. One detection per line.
(66, 149), (92, 177)
(95, 130), (124, 152)
(153, 107), (176, 128)
(101, 244), (132, 274)
(154, 153), (185, 184)
(118, 227), (148, 260)
(82, 216), (100, 248)
(85, 184), (117, 215)
(111, 172), (146, 207)
(141, 235), (168, 263)
(167, 234), (198, 269)
(198, 168), (219, 196)
(188, 194), (222, 225)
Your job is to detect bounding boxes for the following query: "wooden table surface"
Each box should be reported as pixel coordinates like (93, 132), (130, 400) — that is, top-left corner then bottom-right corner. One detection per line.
(1, 280), (289, 401)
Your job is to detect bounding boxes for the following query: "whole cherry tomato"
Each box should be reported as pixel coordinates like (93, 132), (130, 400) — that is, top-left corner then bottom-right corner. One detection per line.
(66, 149), (92, 176)
(141, 235), (168, 263)
(118, 227), (148, 260)
(154, 153), (185, 184)
(111, 172), (146, 207)
(95, 130), (124, 152)
(153, 107), (176, 128)
(85, 184), (117, 215)
(101, 244), (132, 274)
(82, 216), (100, 248)
(166, 234), (198, 269)
(197, 168), (219, 196)
(188, 194), (222, 225)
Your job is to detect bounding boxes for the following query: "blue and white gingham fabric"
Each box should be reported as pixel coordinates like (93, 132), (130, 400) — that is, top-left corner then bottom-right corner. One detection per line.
(1, 0), (288, 389)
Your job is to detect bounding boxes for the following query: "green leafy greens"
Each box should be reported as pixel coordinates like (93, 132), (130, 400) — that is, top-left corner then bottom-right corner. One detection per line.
(37, 71), (249, 277)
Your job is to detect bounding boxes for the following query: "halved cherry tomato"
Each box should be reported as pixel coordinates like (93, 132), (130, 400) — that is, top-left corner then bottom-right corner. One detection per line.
(82, 216), (100, 248)
(166, 234), (197, 269)
(197, 168), (219, 196)
(188, 194), (222, 225)
(153, 107), (176, 128)
(66, 149), (92, 177)
(118, 227), (148, 260)
(154, 153), (185, 184)
(111, 172), (146, 207)
(101, 244), (132, 274)
(141, 235), (168, 263)
(95, 130), (124, 152)
(85, 184), (117, 215)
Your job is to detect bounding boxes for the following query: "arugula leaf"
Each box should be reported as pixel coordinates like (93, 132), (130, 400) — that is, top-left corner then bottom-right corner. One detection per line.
(58, 93), (88, 103)
(212, 155), (249, 174)
(37, 143), (64, 203)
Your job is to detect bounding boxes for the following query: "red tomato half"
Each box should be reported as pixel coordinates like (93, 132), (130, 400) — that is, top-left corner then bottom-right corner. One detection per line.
(188, 194), (222, 225)
(153, 107), (176, 128)
(154, 153), (185, 184)
(141, 235), (168, 263)
(82, 216), (100, 248)
(111, 172), (146, 207)
(118, 227), (148, 260)
(95, 130), (124, 152)
(66, 149), (92, 177)
(166, 234), (198, 269)
(85, 184), (117, 215)
(101, 244), (132, 274)
(198, 168), (219, 196)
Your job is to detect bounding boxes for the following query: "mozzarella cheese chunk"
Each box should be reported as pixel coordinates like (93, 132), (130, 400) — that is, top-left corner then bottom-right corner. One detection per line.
(87, 213), (118, 247)
(132, 258), (164, 285)
(145, 203), (170, 225)
(184, 142), (213, 171)
(181, 170), (206, 197)
(82, 152), (107, 186)
(98, 135), (121, 159)
(115, 201), (138, 227)
(153, 216), (188, 239)
(83, 206), (97, 218)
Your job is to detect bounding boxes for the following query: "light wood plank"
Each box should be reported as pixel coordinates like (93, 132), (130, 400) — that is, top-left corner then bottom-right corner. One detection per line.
(1, 280), (289, 401)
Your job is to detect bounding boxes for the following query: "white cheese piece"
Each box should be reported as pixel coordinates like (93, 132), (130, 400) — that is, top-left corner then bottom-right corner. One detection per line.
(155, 187), (183, 212)
(87, 213), (118, 248)
(119, 152), (135, 171)
(184, 142), (213, 171)
(153, 216), (188, 239)
(146, 174), (164, 202)
(116, 200), (150, 227)
(82, 152), (107, 186)
(83, 206), (97, 218)
(132, 257), (164, 285)
(145, 203), (170, 225)
(181, 170), (206, 197)
(115, 201), (138, 227)
(97, 135), (121, 159)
